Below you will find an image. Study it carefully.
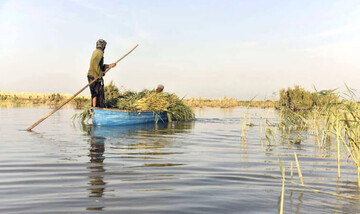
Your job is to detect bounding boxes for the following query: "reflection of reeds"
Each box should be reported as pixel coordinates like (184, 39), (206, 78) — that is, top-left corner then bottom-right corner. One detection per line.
(241, 111), (250, 139)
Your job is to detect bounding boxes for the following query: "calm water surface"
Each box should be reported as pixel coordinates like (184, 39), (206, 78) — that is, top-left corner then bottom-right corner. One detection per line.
(0, 107), (359, 213)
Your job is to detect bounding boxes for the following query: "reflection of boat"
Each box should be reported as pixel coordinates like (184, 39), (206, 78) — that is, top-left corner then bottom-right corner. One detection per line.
(92, 122), (171, 138)
(91, 107), (168, 126)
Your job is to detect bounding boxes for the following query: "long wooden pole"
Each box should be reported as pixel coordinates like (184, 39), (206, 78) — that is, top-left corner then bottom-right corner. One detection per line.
(27, 44), (139, 131)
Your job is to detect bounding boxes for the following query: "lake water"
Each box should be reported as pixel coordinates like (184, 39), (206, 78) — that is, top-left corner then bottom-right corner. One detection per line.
(0, 107), (359, 213)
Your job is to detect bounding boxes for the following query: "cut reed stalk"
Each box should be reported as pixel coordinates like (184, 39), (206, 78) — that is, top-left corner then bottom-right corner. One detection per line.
(274, 127), (277, 145)
(280, 174), (285, 214)
(336, 117), (341, 179)
(294, 152), (304, 185)
(291, 161), (293, 180)
(358, 166), (360, 188)
(266, 173), (360, 200)
(277, 156), (286, 214)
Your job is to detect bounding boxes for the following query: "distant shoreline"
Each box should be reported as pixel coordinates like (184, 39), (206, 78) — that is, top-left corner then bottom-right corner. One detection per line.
(0, 91), (277, 109)
(0, 91), (90, 108)
(184, 97), (277, 108)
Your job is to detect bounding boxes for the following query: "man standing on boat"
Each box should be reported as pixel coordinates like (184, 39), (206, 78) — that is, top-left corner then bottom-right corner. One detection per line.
(87, 39), (116, 107)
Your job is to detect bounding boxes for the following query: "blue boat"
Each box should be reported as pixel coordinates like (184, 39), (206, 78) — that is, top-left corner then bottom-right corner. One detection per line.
(91, 108), (168, 126)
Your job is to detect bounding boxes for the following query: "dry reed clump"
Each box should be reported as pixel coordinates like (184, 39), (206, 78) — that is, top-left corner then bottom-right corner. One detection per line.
(134, 92), (175, 112)
(278, 85), (340, 110)
(102, 82), (195, 122)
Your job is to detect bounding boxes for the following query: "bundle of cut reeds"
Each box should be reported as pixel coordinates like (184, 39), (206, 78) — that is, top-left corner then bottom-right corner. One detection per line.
(74, 81), (195, 122)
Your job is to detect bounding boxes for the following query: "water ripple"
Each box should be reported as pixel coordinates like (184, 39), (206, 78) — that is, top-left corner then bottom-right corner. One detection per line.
(0, 107), (359, 214)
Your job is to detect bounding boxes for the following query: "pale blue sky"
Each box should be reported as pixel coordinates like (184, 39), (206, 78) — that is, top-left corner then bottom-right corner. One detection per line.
(1, 0), (360, 99)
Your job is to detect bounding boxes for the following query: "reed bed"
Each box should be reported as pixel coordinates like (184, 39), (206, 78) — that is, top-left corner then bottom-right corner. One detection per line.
(239, 100), (277, 108)
(284, 102), (359, 186)
(1, 91), (278, 109)
(185, 97), (239, 108)
(278, 85), (339, 111)
(272, 86), (360, 188)
(237, 86), (360, 210)
(0, 91), (90, 109)
(184, 97), (277, 108)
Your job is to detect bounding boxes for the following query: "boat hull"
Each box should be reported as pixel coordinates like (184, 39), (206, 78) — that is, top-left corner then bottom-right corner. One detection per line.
(91, 108), (168, 126)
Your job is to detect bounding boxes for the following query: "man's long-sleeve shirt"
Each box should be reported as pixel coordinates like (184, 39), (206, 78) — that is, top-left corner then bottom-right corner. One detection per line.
(88, 49), (108, 80)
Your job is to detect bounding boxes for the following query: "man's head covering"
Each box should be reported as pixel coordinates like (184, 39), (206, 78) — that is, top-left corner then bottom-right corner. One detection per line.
(156, 84), (164, 93)
(96, 39), (107, 51)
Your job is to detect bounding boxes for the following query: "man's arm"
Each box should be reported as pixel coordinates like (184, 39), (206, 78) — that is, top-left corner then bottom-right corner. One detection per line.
(99, 57), (107, 72)
(100, 58), (116, 75)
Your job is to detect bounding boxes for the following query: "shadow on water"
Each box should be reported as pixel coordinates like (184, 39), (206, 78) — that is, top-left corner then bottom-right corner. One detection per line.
(81, 121), (194, 211)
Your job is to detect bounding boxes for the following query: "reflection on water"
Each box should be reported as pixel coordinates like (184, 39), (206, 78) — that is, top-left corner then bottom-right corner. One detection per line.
(87, 135), (106, 211)
(89, 136), (106, 163)
(84, 121), (194, 211)
(89, 121), (194, 138)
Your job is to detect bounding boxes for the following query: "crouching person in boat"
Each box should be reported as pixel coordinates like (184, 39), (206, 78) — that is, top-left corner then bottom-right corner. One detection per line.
(156, 84), (164, 93)
(87, 39), (116, 107)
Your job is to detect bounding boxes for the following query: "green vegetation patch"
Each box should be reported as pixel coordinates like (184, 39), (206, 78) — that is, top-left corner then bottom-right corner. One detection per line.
(273, 85), (360, 187)
(278, 85), (340, 111)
